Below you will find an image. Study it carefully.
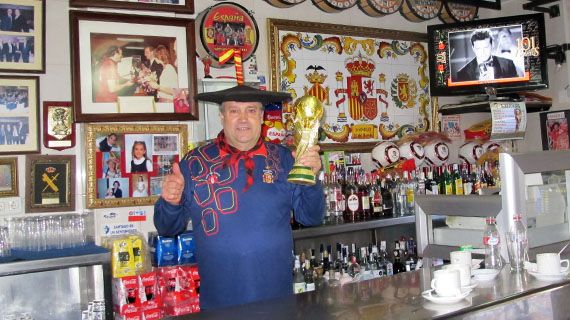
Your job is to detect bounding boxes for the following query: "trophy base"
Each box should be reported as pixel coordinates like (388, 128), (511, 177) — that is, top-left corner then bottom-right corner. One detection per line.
(287, 165), (316, 185)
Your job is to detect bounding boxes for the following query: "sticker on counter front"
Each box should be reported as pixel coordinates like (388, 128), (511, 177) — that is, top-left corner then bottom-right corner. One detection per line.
(490, 101), (526, 140)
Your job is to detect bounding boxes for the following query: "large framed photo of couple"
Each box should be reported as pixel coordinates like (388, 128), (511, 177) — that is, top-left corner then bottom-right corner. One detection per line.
(85, 123), (188, 209)
(70, 11), (198, 123)
(0, 0), (45, 73)
(70, 0), (194, 14)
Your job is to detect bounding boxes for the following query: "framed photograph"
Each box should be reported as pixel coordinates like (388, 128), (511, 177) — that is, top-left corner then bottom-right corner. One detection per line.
(443, 0), (500, 10)
(70, 11), (198, 122)
(43, 101), (75, 151)
(268, 19), (431, 152)
(70, 0), (194, 14)
(0, 0), (45, 73)
(540, 110), (570, 151)
(85, 123), (188, 209)
(25, 154), (75, 213)
(0, 76), (40, 155)
(0, 157), (17, 197)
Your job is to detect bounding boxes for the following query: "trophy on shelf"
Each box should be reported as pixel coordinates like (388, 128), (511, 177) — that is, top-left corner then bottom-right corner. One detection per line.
(287, 95), (324, 185)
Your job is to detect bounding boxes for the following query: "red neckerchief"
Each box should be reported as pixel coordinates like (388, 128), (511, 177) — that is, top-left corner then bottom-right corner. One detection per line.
(215, 130), (267, 192)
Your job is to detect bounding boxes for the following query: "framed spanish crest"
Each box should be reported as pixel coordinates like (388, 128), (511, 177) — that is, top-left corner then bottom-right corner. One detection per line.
(268, 19), (432, 151)
(25, 154), (75, 213)
(43, 101), (75, 150)
(195, 2), (259, 68)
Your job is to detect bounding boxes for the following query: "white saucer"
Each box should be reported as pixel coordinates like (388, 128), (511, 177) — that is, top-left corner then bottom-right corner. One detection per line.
(462, 279), (478, 290)
(528, 270), (570, 281)
(422, 288), (472, 304)
(472, 269), (500, 282)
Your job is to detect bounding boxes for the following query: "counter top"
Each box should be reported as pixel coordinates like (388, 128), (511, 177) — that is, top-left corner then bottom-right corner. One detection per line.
(171, 265), (570, 319)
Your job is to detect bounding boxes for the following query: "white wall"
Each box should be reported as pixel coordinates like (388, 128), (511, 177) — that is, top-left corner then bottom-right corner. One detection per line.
(2, 1), (568, 225)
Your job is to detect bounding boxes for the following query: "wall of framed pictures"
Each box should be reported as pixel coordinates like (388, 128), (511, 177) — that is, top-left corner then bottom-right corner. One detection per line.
(0, 0), (565, 223)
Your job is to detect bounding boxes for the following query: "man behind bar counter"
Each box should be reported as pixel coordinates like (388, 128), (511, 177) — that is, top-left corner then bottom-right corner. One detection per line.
(153, 85), (325, 310)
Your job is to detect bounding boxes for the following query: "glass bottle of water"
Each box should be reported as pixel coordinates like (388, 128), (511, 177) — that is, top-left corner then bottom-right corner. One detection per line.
(484, 217), (503, 269)
(506, 214), (528, 271)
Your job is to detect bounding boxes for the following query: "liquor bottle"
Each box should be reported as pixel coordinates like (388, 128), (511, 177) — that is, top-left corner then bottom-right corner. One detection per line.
(369, 245), (380, 277)
(483, 161), (495, 187)
(392, 174), (404, 216)
(347, 254), (361, 278)
(322, 173), (331, 224)
(452, 163), (464, 195)
(426, 167), (439, 195)
(381, 176), (394, 217)
(483, 217), (503, 269)
(404, 171), (416, 215)
(471, 164), (481, 195)
(507, 214), (528, 271)
(293, 256), (306, 293)
(370, 173), (383, 219)
(332, 172), (345, 223)
(344, 170), (360, 222)
(358, 172), (372, 221)
(377, 241), (388, 277)
(392, 241), (406, 274)
(443, 165), (454, 195)
(310, 248), (318, 269)
(406, 237), (418, 271)
(417, 170), (426, 195)
(461, 163), (473, 196)
(304, 262), (315, 291)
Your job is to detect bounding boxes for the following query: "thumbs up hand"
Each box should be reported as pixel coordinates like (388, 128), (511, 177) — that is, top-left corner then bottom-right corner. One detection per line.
(161, 162), (185, 205)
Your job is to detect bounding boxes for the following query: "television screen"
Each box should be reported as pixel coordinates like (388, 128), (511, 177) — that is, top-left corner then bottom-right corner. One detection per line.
(427, 13), (548, 96)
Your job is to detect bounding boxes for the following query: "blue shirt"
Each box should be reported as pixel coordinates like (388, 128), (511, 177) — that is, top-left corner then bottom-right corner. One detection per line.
(154, 141), (325, 310)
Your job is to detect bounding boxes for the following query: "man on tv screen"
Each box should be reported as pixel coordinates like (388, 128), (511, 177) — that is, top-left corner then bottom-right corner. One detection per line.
(455, 29), (518, 82)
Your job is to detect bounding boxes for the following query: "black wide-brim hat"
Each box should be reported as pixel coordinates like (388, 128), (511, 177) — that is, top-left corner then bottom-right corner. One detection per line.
(195, 85), (292, 105)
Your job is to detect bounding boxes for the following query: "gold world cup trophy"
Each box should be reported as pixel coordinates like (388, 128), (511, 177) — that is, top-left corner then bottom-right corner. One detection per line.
(287, 95), (324, 185)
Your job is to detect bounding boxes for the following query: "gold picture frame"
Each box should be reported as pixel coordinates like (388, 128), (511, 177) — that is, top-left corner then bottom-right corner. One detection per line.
(25, 154), (75, 213)
(85, 123), (188, 209)
(268, 19), (431, 152)
(0, 157), (18, 197)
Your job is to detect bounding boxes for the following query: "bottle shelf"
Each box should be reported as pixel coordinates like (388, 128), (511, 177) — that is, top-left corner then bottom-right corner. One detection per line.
(293, 215), (416, 240)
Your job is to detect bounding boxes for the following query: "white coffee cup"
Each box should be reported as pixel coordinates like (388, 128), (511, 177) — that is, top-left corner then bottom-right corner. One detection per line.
(536, 253), (570, 274)
(371, 142), (400, 168)
(431, 269), (462, 297)
(450, 250), (472, 267)
(443, 263), (472, 287)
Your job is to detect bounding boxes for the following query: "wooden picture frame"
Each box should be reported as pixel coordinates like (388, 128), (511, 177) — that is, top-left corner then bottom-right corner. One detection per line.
(0, 0), (45, 73)
(0, 157), (17, 197)
(70, 0), (194, 14)
(268, 19), (431, 152)
(0, 76), (40, 155)
(25, 154), (75, 213)
(443, 0), (500, 10)
(70, 11), (198, 123)
(85, 123), (188, 209)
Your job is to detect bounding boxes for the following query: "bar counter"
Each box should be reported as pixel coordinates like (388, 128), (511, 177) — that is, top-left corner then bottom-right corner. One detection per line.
(169, 265), (570, 319)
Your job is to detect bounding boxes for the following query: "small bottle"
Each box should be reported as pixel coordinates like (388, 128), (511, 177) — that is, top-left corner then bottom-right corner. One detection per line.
(304, 263), (315, 292)
(507, 214), (528, 271)
(293, 256), (306, 293)
(483, 217), (503, 269)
